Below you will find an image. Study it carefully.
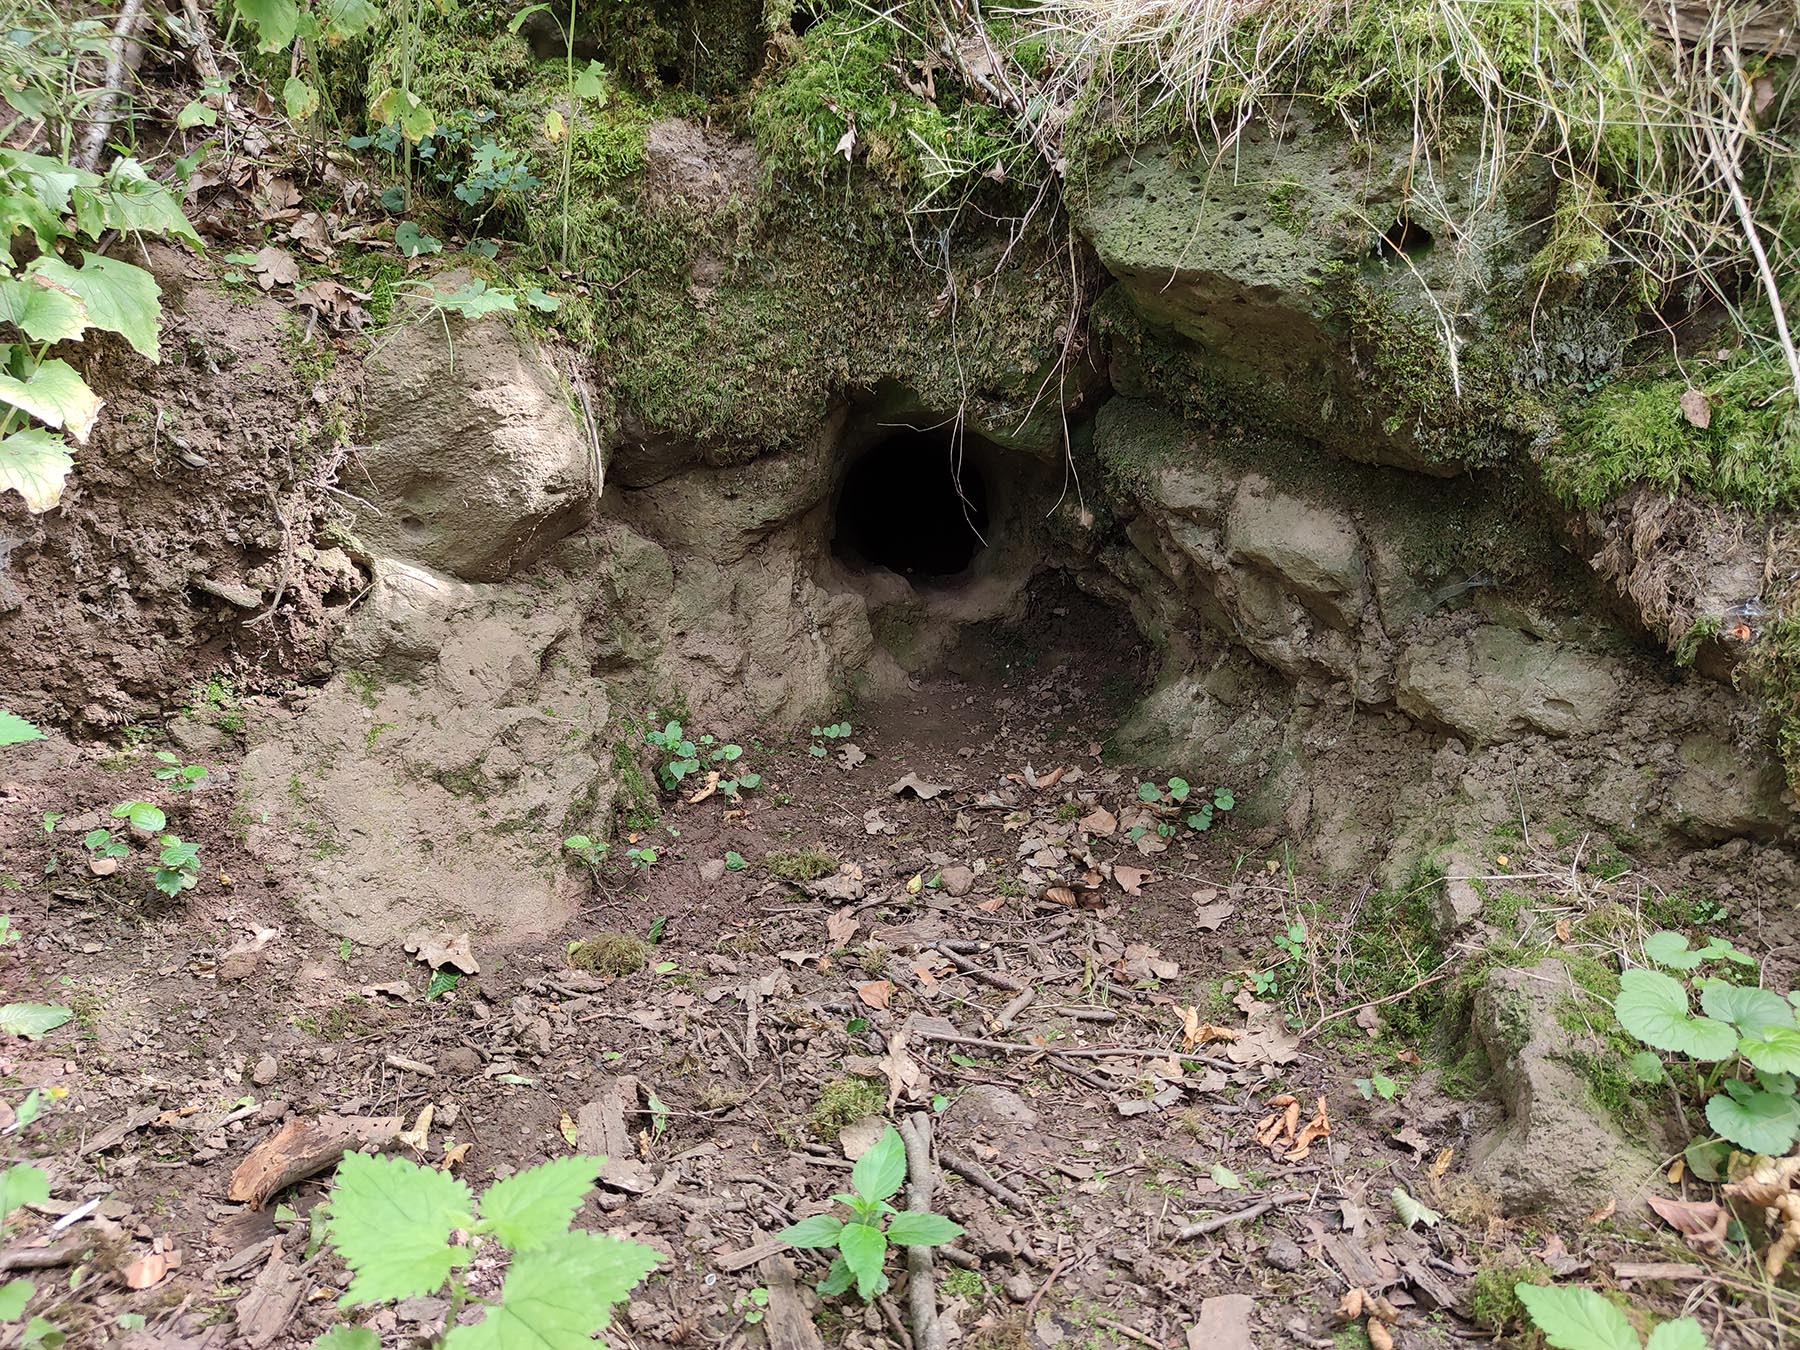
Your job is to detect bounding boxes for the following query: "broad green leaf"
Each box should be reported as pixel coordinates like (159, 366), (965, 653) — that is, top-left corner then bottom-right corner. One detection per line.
(477, 1155), (601, 1252)
(1705, 1085), (1800, 1156)
(431, 280), (516, 319)
(884, 1211), (964, 1246)
(850, 1127), (907, 1204)
(1514, 1284), (1641, 1350)
(321, 0), (382, 41)
(1210, 1163), (1242, 1190)
(176, 101), (217, 130)
(0, 1164), (49, 1221)
(0, 1278), (33, 1319)
(111, 801), (166, 831)
(1739, 1026), (1800, 1075)
(394, 222), (440, 258)
(1614, 968), (1737, 1061)
(324, 1152), (473, 1306)
(777, 1214), (844, 1249)
(836, 1221), (888, 1301)
(573, 59), (609, 103)
(1683, 1137), (1731, 1182)
(0, 712), (43, 746)
(235, 0), (300, 51)
(443, 1232), (659, 1349)
(28, 256), (161, 360)
(19, 1315), (59, 1349)
(71, 161), (202, 249)
(1391, 1186), (1440, 1229)
(0, 1005), (72, 1040)
(1645, 1318), (1709, 1350)
(0, 275), (89, 344)
(1643, 931), (1704, 970)
(283, 77), (320, 122)
(0, 427), (72, 512)
(817, 1254), (854, 1298)
(312, 1331), (378, 1350)
(1699, 982), (1794, 1034)
(1628, 1050), (1666, 1084)
(508, 4), (554, 33)
(0, 359), (102, 442)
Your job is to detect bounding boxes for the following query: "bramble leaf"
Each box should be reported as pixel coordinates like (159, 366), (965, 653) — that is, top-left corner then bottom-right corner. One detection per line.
(884, 1211), (964, 1246)
(0, 428), (72, 512)
(477, 1155), (602, 1252)
(1645, 1318), (1709, 1350)
(1614, 969), (1737, 1061)
(1514, 1284), (1641, 1350)
(442, 1231), (659, 1349)
(777, 1214), (844, 1249)
(850, 1127), (907, 1204)
(1705, 1084), (1800, 1156)
(0, 1005), (72, 1040)
(1, 1164), (49, 1222)
(0, 712), (43, 746)
(836, 1221), (888, 1301)
(324, 1152), (473, 1306)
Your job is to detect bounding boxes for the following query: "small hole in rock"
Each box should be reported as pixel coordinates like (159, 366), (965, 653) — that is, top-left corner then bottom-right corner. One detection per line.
(834, 427), (990, 581)
(1374, 214), (1433, 259)
(791, 2), (822, 36)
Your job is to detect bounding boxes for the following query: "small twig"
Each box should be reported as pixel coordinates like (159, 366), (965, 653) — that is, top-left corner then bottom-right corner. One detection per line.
(78, 0), (149, 172)
(0, 1241), (88, 1273)
(1096, 1317), (1167, 1349)
(992, 987), (1035, 1032)
(898, 1113), (946, 1350)
(933, 944), (1027, 992)
(939, 1147), (1032, 1213)
(918, 1028), (1229, 1068)
(1174, 1190), (1309, 1241)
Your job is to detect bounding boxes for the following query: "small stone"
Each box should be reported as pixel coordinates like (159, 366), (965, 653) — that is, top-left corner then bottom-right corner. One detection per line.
(1263, 1236), (1304, 1272)
(939, 865), (976, 898)
(698, 858), (727, 884)
(217, 949), (260, 981)
(251, 1054), (279, 1086)
(948, 1084), (1037, 1131)
(438, 1046), (482, 1078)
(1004, 1273), (1035, 1303)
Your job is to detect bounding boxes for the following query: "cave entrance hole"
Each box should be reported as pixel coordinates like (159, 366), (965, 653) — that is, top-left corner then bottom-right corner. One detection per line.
(832, 426), (992, 582)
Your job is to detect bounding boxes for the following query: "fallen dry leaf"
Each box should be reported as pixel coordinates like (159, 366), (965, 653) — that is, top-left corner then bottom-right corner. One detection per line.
(405, 931), (479, 974)
(686, 770), (720, 803)
(1647, 1194), (1728, 1255)
(1080, 807), (1117, 836)
(857, 980), (894, 1010)
(890, 773), (950, 800)
(397, 1103), (434, 1154)
(826, 907), (859, 947)
(1679, 386), (1712, 429)
(123, 1249), (181, 1290)
(442, 1141), (471, 1170)
(1113, 865), (1150, 896)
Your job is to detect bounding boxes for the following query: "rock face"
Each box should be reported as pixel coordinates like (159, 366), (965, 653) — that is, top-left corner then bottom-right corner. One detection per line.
(239, 557), (612, 943)
(359, 313), (598, 582)
(1466, 961), (1660, 1220)
(1395, 625), (1621, 742)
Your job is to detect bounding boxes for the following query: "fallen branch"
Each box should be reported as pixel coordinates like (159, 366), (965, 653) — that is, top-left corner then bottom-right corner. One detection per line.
(918, 1028), (1230, 1068)
(1175, 1190), (1309, 1241)
(77, 0), (150, 172)
(940, 1146), (1031, 1213)
(898, 1113), (947, 1350)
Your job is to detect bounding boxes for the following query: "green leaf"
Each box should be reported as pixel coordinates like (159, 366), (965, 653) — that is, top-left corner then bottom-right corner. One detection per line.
(18, 1315), (59, 1349)
(817, 1254), (854, 1298)
(394, 221), (441, 257)
(0, 1005), (71, 1040)
(777, 1214), (844, 1249)
(850, 1127), (907, 1204)
(836, 1221), (888, 1301)
(283, 76), (320, 122)
(1705, 1085), (1800, 1156)
(235, 0), (300, 51)
(1739, 1026), (1800, 1076)
(1628, 1050), (1666, 1084)
(0, 427), (72, 513)
(0, 1278), (33, 1319)
(442, 1231), (659, 1349)
(324, 1152), (474, 1306)
(0, 1164), (49, 1221)
(507, 3), (554, 33)
(1644, 931), (1704, 970)
(321, 0), (382, 41)
(1645, 1318), (1709, 1350)
(176, 100), (217, 130)
(573, 59), (609, 103)
(478, 1155), (601, 1252)
(0, 712), (43, 747)
(1136, 782), (1160, 802)
(1614, 968), (1737, 1061)
(1210, 1163), (1242, 1190)
(0, 359), (103, 443)
(1698, 982), (1794, 1034)
(0, 275), (90, 344)
(28, 255), (162, 360)
(312, 1331), (378, 1350)
(1166, 776), (1189, 801)
(72, 161), (202, 249)
(1514, 1284), (1641, 1350)
(1391, 1186), (1440, 1229)
(431, 280), (516, 318)
(884, 1211), (964, 1246)
(111, 801), (166, 830)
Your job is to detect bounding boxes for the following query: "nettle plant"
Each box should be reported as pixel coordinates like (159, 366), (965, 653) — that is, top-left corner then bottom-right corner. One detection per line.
(778, 1126), (963, 1300)
(0, 148), (200, 512)
(645, 721), (761, 798)
(312, 1152), (658, 1350)
(87, 799), (203, 897)
(1613, 931), (1800, 1161)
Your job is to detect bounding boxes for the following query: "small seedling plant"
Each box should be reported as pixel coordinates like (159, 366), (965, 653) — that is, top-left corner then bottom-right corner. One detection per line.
(312, 1152), (659, 1350)
(562, 834), (608, 871)
(809, 722), (853, 757)
(1137, 778), (1237, 831)
(90, 800), (202, 897)
(1516, 1283), (1706, 1350)
(151, 750), (207, 788)
(778, 1126), (963, 1299)
(2, 1158), (55, 1343)
(1612, 930), (1800, 1161)
(646, 721), (761, 797)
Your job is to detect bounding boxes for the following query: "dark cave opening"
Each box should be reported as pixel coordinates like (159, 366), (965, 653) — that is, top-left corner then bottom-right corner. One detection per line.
(832, 427), (992, 581)
(1373, 213), (1434, 260)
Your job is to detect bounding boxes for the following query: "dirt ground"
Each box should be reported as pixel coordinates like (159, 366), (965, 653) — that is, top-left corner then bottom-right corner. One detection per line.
(3, 589), (1779, 1350)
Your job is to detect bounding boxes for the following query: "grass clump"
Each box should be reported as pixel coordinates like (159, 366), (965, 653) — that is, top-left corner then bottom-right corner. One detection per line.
(568, 932), (651, 977)
(1469, 1255), (1551, 1341)
(766, 845), (838, 883)
(807, 1075), (887, 1142)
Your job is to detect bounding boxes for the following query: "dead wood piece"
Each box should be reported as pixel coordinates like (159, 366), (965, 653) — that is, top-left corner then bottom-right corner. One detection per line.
(575, 1075), (655, 1193)
(235, 1243), (308, 1350)
(77, 0), (149, 171)
(1175, 1190), (1308, 1241)
(719, 1236), (791, 1274)
(934, 944), (1027, 992)
(1612, 1261), (1707, 1282)
(80, 1103), (163, 1157)
(0, 1240), (89, 1273)
(899, 1112), (947, 1350)
(227, 1114), (401, 1208)
(760, 1254), (827, 1350)
(939, 1147), (1031, 1213)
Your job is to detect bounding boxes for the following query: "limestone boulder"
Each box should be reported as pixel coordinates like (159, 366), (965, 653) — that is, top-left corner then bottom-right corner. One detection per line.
(1396, 624), (1621, 743)
(359, 312), (597, 581)
(1225, 477), (1366, 630)
(1668, 732), (1792, 840)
